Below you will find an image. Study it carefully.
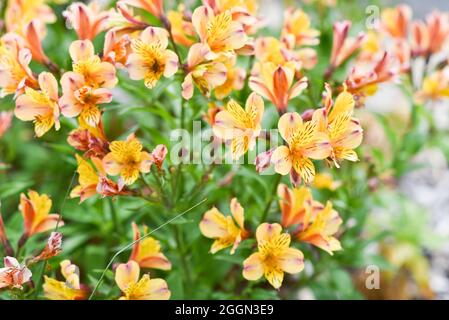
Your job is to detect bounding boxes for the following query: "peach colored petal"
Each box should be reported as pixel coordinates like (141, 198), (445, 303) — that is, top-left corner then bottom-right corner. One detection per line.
(272, 146), (292, 175)
(243, 252), (263, 281)
(115, 261), (140, 292)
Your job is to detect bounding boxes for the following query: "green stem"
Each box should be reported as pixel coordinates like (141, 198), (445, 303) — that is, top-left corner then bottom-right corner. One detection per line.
(260, 174), (282, 223)
(172, 224), (193, 295)
(108, 198), (121, 234)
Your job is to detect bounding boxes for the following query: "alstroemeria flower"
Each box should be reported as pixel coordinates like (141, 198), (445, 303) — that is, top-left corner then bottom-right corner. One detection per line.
(31, 232), (62, 263)
(115, 260), (170, 300)
(191, 5), (247, 58)
(312, 84), (363, 165)
(199, 198), (248, 254)
(281, 8), (320, 47)
(277, 184), (323, 229)
(0, 38), (37, 98)
(249, 62), (308, 113)
(103, 30), (132, 68)
(19, 190), (63, 238)
(415, 67), (449, 103)
(43, 260), (89, 300)
(151, 144), (167, 170)
(103, 134), (153, 186)
(0, 111), (13, 138)
(120, 0), (164, 19)
(63, 1), (110, 40)
(313, 173), (342, 191)
(328, 20), (365, 71)
(67, 117), (109, 158)
(0, 257), (32, 290)
(129, 222), (171, 270)
(295, 201), (343, 255)
(167, 5), (196, 46)
(242, 223), (304, 289)
(15, 72), (60, 137)
(411, 11), (449, 57)
(181, 43), (227, 100)
(59, 71), (112, 127)
(213, 93), (264, 159)
(271, 112), (331, 184)
(214, 55), (246, 100)
(69, 40), (118, 89)
(381, 5), (412, 39)
(126, 26), (178, 89)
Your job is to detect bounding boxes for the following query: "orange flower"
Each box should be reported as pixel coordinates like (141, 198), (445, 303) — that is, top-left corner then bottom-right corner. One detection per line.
(328, 20), (365, 70)
(181, 43), (227, 100)
(103, 30), (132, 67)
(0, 111), (13, 138)
(0, 257), (32, 290)
(43, 260), (89, 300)
(271, 112), (331, 183)
(115, 260), (170, 300)
(381, 5), (412, 39)
(282, 8), (320, 47)
(249, 62), (308, 113)
(0, 37), (37, 98)
(31, 232), (62, 263)
(103, 134), (153, 186)
(126, 27), (179, 89)
(415, 67), (449, 103)
(199, 198), (248, 254)
(129, 222), (171, 270)
(191, 5), (247, 58)
(411, 11), (449, 57)
(67, 118), (109, 158)
(19, 190), (63, 238)
(167, 5), (195, 46)
(313, 84), (363, 165)
(63, 1), (111, 40)
(214, 55), (246, 100)
(15, 72), (60, 137)
(242, 223), (304, 289)
(296, 201), (343, 255)
(120, 0), (164, 19)
(213, 93), (264, 159)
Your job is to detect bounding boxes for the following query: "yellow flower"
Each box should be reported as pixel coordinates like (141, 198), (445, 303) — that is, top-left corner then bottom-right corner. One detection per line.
(242, 223), (304, 289)
(15, 72), (60, 137)
(199, 198), (248, 254)
(191, 5), (247, 58)
(19, 190), (63, 238)
(5, 0), (56, 36)
(381, 5), (412, 39)
(214, 55), (246, 100)
(213, 93), (264, 159)
(296, 201), (343, 255)
(70, 40), (118, 89)
(272, 112), (331, 184)
(415, 67), (449, 103)
(313, 173), (341, 190)
(43, 260), (89, 300)
(103, 134), (153, 186)
(115, 260), (170, 300)
(313, 84), (363, 165)
(249, 62), (308, 113)
(126, 27), (179, 89)
(282, 8), (320, 47)
(167, 5), (195, 46)
(0, 38), (37, 98)
(70, 154), (100, 202)
(129, 222), (172, 270)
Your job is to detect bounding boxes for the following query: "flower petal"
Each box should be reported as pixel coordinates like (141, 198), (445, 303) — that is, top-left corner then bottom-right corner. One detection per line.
(115, 261), (140, 292)
(242, 252), (263, 281)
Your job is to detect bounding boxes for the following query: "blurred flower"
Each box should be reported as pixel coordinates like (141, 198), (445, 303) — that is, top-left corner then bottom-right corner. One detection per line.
(115, 260), (170, 300)
(328, 20), (365, 72)
(129, 222), (171, 270)
(103, 134), (153, 186)
(250, 62), (307, 113)
(0, 111), (13, 138)
(120, 0), (164, 19)
(242, 223), (304, 289)
(15, 72), (60, 137)
(167, 5), (195, 46)
(63, 1), (110, 40)
(313, 172), (341, 190)
(277, 184), (322, 228)
(22, 20), (51, 64)
(126, 27), (178, 89)
(59, 71), (112, 127)
(295, 201), (342, 255)
(214, 55), (246, 100)
(0, 37), (37, 98)
(69, 40), (118, 89)
(43, 260), (89, 300)
(19, 190), (63, 238)
(313, 84), (363, 165)
(281, 8), (319, 47)
(0, 257), (32, 290)
(415, 67), (449, 103)
(103, 30), (132, 68)
(199, 198), (248, 254)
(181, 43), (227, 100)
(213, 93), (264, 159)
(411, 11), (449, 58)
(381, 5), (412, 39)
(191, 5), (247, 58)
(254, 149), (273, 174)
(271, 112), (331, 184)
(151, 144), (167, 170)
(31, 232), (62, 263)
